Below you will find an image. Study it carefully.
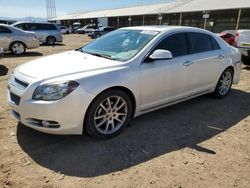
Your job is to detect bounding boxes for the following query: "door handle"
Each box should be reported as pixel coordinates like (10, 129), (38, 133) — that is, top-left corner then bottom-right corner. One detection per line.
(183, 61), (193, 67)
(217, 55), (224, 60)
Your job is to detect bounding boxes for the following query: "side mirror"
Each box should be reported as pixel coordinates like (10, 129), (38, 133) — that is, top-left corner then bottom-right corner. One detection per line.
(145, 49), (173, 63)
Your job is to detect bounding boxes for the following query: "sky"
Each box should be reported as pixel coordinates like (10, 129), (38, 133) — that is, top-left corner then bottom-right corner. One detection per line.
(0, 0), (175, 18)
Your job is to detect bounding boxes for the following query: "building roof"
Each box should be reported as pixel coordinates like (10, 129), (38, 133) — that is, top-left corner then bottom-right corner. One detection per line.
(51, 0), (250, 21)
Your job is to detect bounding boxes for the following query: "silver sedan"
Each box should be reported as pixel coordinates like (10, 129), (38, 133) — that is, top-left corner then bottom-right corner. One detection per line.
(0, 24), (39, 55)
(8, 26), (241, 138)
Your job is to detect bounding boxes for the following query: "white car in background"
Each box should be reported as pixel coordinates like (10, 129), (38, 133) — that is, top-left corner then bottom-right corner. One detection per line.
(59, 26), (70, 35)
(0, 24), (39, 55)
(8, 26), (241, 138)
(234, 30), (250, 65)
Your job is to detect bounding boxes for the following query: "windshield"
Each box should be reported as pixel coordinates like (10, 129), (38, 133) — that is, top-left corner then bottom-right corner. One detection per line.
(79, 29), (159, 61)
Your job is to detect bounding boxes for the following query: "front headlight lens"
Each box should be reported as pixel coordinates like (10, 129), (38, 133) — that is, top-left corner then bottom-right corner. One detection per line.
(33, 81), (79, 101)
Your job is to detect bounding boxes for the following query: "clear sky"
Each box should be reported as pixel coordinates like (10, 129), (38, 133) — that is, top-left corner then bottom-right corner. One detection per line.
(0, 0), (175, 18)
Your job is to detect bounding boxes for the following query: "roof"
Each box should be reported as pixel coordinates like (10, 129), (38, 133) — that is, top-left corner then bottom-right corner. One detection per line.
(51, 0), (250, 21)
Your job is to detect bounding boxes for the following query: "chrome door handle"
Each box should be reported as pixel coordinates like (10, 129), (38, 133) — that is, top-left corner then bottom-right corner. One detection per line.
(183, 61), (193, 67)
(218, 55), (224, 60)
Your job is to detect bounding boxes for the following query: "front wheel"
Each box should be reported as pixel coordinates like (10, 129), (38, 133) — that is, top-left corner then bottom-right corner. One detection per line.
(85, 90), (133, 139)
(213, 69), (233, 98)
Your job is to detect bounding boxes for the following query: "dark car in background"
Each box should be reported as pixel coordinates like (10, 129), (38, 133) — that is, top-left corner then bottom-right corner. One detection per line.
(219, 31), (236, 46)
(11, 22), (62, 45)
(88, 26), (116, 39)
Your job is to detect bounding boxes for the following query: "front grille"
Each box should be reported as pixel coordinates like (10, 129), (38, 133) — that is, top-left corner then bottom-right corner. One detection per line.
(14, 77), (29, 88)
(10, 92), (21, 105)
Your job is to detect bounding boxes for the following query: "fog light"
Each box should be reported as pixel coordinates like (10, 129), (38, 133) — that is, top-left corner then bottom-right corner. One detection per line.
(42, 120), (50, 128)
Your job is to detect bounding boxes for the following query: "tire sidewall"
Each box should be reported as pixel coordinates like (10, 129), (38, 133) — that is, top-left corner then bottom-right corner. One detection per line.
(47, 36), (56, 45)
(85, 90), (133, 139)
(214, 68), (234, 98)
(10, 42), (26, 55)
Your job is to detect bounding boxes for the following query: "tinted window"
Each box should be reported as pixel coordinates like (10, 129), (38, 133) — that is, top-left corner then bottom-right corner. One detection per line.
(25, 23), (57, 30)
(15, 23), (27, 30)
(0, 26), (12, 33)
(188, 33), (213, 53)
(104, 27), (115, 32)
(26, 23), (40, 30)
(155, 33), (188, 57)
(210, 36), (220, 50)
(46, 24), (57, 30)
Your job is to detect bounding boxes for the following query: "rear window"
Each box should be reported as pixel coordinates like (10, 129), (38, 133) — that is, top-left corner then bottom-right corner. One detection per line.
(0, 26), (12, 33)
(188, 33), (221, 53)
(188, 33), (214, 53)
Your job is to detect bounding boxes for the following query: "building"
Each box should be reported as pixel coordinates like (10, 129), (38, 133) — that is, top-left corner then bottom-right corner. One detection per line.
(50, 0), (250, 32)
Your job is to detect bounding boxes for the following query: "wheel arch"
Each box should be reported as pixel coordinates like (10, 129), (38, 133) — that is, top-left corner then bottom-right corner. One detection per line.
(83, 86), (137, 133)
(9, 40), (27, 51)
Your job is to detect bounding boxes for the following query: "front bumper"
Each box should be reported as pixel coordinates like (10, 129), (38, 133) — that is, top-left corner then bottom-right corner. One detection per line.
(8, 74), (95, 135)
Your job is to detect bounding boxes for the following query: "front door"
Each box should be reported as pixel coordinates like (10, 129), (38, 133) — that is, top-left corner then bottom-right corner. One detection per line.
(140, 33), (192, 111)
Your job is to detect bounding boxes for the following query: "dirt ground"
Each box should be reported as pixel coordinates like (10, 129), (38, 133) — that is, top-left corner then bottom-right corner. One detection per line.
(0, 34), (250, 188)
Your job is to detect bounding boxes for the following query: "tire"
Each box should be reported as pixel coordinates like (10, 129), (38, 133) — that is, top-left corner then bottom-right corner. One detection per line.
(46, 36), (56, 45)
(66, 31), (69, 35)
(242, 55), (250, 65)
(85, 90), (133, 139)
(10, 41), (26, 55)
(213, 68), (234, 98)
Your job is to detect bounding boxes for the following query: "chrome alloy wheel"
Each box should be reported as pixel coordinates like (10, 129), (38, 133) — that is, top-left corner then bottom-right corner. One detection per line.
(12, 43), (25, 55)
(219, 71), (232, 96)
(94, 96), (128, 135)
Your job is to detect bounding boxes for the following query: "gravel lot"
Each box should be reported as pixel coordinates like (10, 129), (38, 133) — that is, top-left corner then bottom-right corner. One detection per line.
(0, 34), (250, 188)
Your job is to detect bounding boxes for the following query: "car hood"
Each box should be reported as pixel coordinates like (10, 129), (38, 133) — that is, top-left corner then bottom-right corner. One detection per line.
(16, 50), (122, 79)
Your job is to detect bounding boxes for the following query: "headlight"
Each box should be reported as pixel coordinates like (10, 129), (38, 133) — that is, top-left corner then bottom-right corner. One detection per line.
(33, 81), (79, 101)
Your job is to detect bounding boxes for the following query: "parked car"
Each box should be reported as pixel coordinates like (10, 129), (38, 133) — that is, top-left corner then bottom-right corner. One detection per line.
(59, 26), (70, 35)
(88, 26), (116, 39)
(234, 30), (250, 65)
(8, 26), (241, 138)
(76, 24), (98, 34)
(219, 31), (235, 46)
(0, 24), (39, 55)
(11, 22), (63, 45)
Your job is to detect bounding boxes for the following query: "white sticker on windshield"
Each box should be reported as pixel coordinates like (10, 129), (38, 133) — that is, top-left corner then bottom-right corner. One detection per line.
(140, 30), (159, 35)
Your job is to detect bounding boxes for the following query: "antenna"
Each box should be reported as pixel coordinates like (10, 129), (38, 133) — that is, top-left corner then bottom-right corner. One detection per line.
(46, 0), (57, 20)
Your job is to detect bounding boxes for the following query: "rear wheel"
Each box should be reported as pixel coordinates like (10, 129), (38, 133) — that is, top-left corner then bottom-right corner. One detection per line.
(46, 36), (56, 45)
(242, 55), (250, 65)
(85, 90), (132, 139)
(10, 41), (26, 55)
(213, 68), (233, 98)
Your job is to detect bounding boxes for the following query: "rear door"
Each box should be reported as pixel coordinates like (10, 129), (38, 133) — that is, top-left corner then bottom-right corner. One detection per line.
(0, 26), (12, 50)
(186, 32), (223, 94)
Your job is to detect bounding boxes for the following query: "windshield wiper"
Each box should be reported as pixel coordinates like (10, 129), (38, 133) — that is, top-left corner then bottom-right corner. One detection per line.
(83, 51), (116, 60)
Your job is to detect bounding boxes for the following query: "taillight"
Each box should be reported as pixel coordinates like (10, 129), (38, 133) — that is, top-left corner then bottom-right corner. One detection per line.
(234, 32), (239, 47)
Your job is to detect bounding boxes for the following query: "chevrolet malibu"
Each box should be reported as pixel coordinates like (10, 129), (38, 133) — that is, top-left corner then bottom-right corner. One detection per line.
(8, 26), (241, 139)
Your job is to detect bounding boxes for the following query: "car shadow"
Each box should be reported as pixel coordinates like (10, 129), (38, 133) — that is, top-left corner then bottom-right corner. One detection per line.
(16, 89), (250, 178)
(0, 65), (8, 76)
(3, 52), (43, 58)
(40, 43), (65, 47)
(243, 66), (250, 70)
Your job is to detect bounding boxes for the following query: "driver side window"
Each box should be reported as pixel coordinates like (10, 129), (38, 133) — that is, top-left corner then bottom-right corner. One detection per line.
(154, 33), (188, 57)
